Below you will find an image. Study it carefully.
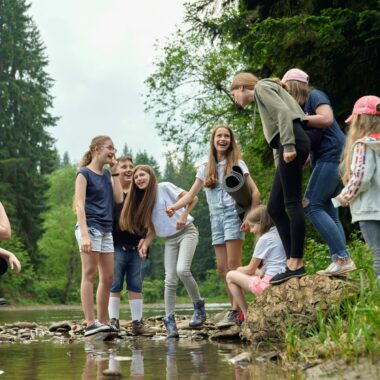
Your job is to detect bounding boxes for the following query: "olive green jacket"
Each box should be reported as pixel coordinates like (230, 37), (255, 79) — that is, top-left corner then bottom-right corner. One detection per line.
(254, 79), (308, 152)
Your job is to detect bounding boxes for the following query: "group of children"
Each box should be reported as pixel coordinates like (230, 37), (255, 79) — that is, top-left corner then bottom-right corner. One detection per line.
(73, 69), (379, 337)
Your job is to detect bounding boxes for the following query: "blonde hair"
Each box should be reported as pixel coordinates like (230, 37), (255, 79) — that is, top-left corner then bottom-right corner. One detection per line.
(119, 165), (158, 236)
(341, 113), (380, 184)
(230, 72), (258, 91)
(79, 135), (111, 167)
(230, 73), (288, 92)
(245, 205), (274, 236)
(285, 80), (311, 107)
(204, 124), (241, 188)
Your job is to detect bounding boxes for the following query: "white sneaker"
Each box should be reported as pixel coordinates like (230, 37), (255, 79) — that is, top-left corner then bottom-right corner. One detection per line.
(317, 260), (356, 276)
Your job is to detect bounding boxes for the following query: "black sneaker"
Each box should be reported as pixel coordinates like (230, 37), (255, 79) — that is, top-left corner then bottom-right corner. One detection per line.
(269, 267), (306, 285)
(109, 318), (120, 332)
(84, 321), (111, 337)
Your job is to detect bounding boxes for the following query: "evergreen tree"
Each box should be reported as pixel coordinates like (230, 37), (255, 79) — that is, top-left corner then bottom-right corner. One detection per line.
(134, 150), (162, 179)
(61, 152), (70, 167)
(37, 165), (80, 303)
(0, 0), (58, 263)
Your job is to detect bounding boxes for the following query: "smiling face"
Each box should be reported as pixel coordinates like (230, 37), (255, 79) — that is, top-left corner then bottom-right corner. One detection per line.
(118, 159), (133, 186)
(134, 168), (151, 190)
(96, 139), (117, 164)
(213, 127), (231, 156)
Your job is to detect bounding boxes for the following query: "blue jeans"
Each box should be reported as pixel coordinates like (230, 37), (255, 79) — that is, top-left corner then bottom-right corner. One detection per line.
(360, 221), (380, 278)
(110, 244), (147, 293)
(304, 161), (350, 261)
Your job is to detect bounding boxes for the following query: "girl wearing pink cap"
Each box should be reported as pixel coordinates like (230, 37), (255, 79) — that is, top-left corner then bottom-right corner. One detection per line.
(333, 96), (380, 278)
(226, 205), (286, 322)
(282, 68), (356, 277)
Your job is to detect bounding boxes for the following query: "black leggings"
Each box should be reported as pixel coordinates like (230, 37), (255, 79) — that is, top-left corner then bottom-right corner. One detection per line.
(267, 121), (310, 260)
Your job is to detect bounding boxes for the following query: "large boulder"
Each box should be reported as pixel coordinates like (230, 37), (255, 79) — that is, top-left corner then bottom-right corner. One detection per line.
(241, 275), (359, 343)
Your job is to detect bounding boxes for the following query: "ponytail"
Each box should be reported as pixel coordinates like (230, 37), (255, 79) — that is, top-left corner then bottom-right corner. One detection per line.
(79, 150), (92, 167)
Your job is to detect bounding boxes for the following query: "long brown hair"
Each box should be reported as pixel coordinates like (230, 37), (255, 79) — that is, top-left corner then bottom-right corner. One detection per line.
(204, 124), (242, 188)
(119, 165), (158, 236)
(284, 80), (312, 107)
(341, 113), (380, 184)
(245, 205), (274, 237)
(79, 135), (111, 167)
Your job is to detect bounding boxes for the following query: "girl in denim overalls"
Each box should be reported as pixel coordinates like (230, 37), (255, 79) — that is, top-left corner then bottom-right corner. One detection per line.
(167, 125), (260, 323)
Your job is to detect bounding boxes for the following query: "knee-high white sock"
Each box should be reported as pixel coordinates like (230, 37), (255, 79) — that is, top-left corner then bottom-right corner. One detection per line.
(108, 296), (120, 319)
(129, 299), (143, 321)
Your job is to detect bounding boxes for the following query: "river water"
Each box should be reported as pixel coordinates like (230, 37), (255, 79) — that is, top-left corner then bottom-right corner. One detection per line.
(0, 305), (296, 379)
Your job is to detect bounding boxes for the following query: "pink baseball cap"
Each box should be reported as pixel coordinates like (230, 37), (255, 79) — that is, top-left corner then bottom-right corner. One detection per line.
(345, 95), (380, 123)
(281, 68), (309, 84)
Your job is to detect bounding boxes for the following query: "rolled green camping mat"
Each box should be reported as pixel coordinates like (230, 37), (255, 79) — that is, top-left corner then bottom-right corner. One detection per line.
(0, 257), (8, 276)
(222, 165), (252, 209)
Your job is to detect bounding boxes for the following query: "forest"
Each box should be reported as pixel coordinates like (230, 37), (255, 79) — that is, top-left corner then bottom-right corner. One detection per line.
(0, 0), (379, 308)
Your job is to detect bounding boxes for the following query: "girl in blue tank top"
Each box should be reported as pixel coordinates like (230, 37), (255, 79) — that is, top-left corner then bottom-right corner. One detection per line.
(74, 135), (123, 337)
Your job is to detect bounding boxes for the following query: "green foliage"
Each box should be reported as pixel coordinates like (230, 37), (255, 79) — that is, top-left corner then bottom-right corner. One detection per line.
(142, 279), (164, 303)
(134, 150), (162, 180)
(284, 236), (380, 362)
(37, 165), (80, 303)
(0, 0), (59, 263)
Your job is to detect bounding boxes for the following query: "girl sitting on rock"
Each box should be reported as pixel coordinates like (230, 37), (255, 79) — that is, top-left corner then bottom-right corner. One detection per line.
(226, 205), (287, 323)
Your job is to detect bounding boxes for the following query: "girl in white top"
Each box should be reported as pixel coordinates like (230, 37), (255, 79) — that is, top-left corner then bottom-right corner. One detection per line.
(119, 165), (206, 338)
(226, 205), (287, 321)
(167, 124), (260, 322)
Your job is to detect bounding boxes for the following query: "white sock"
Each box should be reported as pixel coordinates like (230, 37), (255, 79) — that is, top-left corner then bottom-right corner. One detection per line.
(108, 296), (120, 319)
(129, 299), (143, 321)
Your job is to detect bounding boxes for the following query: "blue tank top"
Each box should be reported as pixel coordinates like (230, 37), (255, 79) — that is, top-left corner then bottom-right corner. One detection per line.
(77, 167), (113, 233)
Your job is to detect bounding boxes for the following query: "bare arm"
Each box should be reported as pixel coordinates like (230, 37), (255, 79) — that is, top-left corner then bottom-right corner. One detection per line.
(166, 178), (203, 216)
(0, 202), (11, 240)
(109, 158), (123, 204)
(238, 257), (262, 276)
(176, 192), (199, 230)
(0, 248), (21, 273)
(306, 104), (334, 129)
(74, 174), (91, 254)
(138, 225), (156, 258)
(247, 175), (260, 209)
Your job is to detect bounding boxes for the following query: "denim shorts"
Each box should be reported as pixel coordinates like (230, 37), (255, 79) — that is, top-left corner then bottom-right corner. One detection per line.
(210, 205), (244, 245)
(75, 225), (114, 253)
(110, 244), (147, 293)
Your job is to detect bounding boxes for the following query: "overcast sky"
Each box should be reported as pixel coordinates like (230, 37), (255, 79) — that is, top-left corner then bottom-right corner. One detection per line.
(29, 0), (187, 169)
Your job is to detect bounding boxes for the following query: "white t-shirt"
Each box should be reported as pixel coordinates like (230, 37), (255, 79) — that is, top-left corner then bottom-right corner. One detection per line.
(196, 159), (249, 206)
(151, 182), (194, 238)
(253, 227), (287, 276)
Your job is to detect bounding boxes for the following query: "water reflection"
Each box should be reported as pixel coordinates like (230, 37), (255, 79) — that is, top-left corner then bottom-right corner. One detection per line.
(81, 337), (212, 380)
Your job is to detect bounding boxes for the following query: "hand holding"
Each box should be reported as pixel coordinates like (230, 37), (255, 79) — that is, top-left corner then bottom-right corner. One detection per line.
(165, 205), (176, 217)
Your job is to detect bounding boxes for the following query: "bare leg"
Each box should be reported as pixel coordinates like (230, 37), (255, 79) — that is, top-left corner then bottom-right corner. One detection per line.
(80, 251), (99, 326)
(226, 270), (251, 317)
(214, 244), (233, 307)
(97, 253), (114, 324)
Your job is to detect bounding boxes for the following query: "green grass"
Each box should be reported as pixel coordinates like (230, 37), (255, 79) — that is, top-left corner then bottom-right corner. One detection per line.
(284, 234), (380, 364)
